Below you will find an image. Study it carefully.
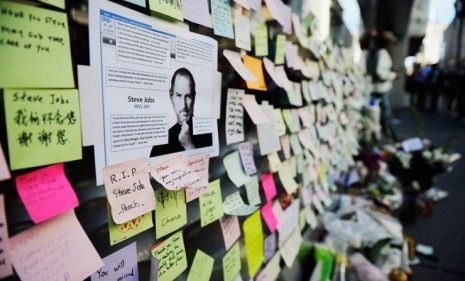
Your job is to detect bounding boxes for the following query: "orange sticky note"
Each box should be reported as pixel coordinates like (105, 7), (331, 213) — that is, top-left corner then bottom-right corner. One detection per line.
(15, 163), (79, 224)
(244, 55), (268, 91)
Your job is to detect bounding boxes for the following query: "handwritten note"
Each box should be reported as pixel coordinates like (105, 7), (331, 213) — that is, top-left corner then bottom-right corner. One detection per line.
(15, 163), (78, 223)
(0, 195), (12, 279)
(257, 103), (281, 155)
(182, 0), (212, 27)
(152, 230), (187, 281)
(245, 176), (261, 205)
(223, 151), (251, 187)
(223, 192), (259, 216)
(150, 154), (202, 191)
(149, 0), (183, 21)
(223, 50), (257, 82)
(243, 211), (264, 278)
(234, 9), (251, 51)
(199, 179), (224, 227)
(10, 211), (103, 281)
(274, 34), (286, 64)
(4, 89), (81, 170)
(225, 89), (245, 145)
(0, 144), (11, 181)
(108, 205), (153, 245)
(238, 142), (257, 175)
(222, 242), (241, 281)
(261, 203), (278, 232)
(243, 55), (267, 91)
(187, 250), (214, 281)
(211, 0), (234, 39)
(264, 233), (276, 262)
(242, 94), (269, 124)
(185, 154), (210, 201)
(91, 242), (138, 281)
(103, 159), (155, 224)
(0, 2), (73, 88)
(155, 189), (187, 238)
(254, 23), (268, 56)
(220, 215), (241, 250)
(280, 228), (302, 268)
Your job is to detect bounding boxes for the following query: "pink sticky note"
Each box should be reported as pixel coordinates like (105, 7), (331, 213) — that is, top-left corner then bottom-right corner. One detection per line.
(219, 215), (241, 250)
(15, 163), (79, 224)
(261, 173), (277, 202)
(261, 203), (278, 233)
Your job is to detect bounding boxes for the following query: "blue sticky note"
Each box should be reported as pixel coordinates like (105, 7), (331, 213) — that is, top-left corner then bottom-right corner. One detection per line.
(211, 0), (234, 39)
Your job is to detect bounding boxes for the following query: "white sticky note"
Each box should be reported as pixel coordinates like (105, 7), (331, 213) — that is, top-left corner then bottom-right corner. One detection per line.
(242, 94), (269, 124)
(223, 151), (251, 187)
(10, 211), (103, 281)
(238, 142), (257, 175)
(234, 10), (251, 51)
(257, 103), (281, 155)
(223, 50), (257, 82)
(182, 0), (212, 28)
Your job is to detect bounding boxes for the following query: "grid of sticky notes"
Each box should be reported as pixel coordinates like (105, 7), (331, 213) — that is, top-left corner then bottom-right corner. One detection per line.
(0, 0), (370, 280)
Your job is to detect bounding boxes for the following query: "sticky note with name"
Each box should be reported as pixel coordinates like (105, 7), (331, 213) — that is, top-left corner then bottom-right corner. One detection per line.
(0, 195), (12, 279)
(103, 159), (155, 224)
(4, 89), (82, 170)
(15, 163), (78, 223)
(222, 242), (241, 281)
(211, 0), (234, 39)
(151, 230), (187, 281)
(149, 0), (183, 21)
(199, 179), (224, 227)
(108, 204), (153, 246)
(0, 2), (73, 88)
(10, 211), (103, 281)
(155, 189), (187, 238)
(91, 242), (138, 281)
(187, 250), (214, 281)
(220, 215), (241, 250)
(243, 210), (264, 278)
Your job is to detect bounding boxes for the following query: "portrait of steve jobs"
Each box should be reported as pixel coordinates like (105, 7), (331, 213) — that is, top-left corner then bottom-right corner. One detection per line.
(150, 68), (212, 157)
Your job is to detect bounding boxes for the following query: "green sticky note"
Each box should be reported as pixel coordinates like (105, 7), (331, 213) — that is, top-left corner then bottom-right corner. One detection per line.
(199, 179), (224, 227)
(314, 246), (334, 281)
(187, 249), (214, 281)
(0, 2), (73, 88)
(152, 230), (188, 281)
(108, 204), (153, 245)
(222, 242), (241, 281)
(4, 89), (82, 170)
(211, 0), (234, 39)
(299, 208), (306, 231)
(254, 24), (268, 57)
(282, 109), (299, 133)
(155, 189), (187, 238)
(38, 0), (65, 9)
(274, 35), (286, 65)
(149, 0), (183, 21)
(243, 211), (264, 278)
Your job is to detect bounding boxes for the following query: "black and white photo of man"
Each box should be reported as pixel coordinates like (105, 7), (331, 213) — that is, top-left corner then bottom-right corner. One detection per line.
(150, 68), (212, 157)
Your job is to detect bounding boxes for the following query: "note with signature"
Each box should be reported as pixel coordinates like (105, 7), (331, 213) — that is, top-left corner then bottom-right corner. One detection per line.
(15, 163), (79, 223)
(150, 154), (202, 191)
(185, 154), (210, 202)
(10, 211), (103, 281)
(103, 159), (155, 224)
(151, 230), (187, 281)
(107, 204), (153, 246)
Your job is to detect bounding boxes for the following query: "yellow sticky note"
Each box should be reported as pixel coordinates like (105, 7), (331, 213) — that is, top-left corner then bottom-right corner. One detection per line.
(4, 89), (82, 170)
(274, 35), (286, 65)
(243, 55), (267, 91)
(243, 211), (264, 278)
(199, 179), (224, 227)
(155, 189), (187, 238)
(38, 0), (65, 9)
(108, 204), (153, 245)
(152, 230), (187, 281)
(222, 242), (241, 281)
(187, 250), (214, 281)
(0, 2), (74, 88)
(149, 0), (183, 21)
(254, 24), (268, 57)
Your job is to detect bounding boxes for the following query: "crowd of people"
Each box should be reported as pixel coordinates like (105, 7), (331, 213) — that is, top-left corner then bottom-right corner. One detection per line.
(406, 61), (465, 116)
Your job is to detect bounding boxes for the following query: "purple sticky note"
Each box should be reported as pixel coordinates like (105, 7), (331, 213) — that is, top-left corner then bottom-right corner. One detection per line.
(91, 242), (139, 281)
(264, 233), (276, 262)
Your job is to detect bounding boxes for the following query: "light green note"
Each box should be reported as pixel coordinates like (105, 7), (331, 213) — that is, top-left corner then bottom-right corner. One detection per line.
(152, 230), (188, 281)
(155, 189), (187, 238)
(4, 89), (82, 170)
(38, 0), (65, 9)
(199, 179), (224, 227)
(254, 24), (268, 57)
(0, 1), (74, 88)
(149, 0), (183, 21)
(108, 204), (153, 246)
(274, 34), (286, 65)
(222, 242), (241, 281)
(187, 250), (214, 281)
